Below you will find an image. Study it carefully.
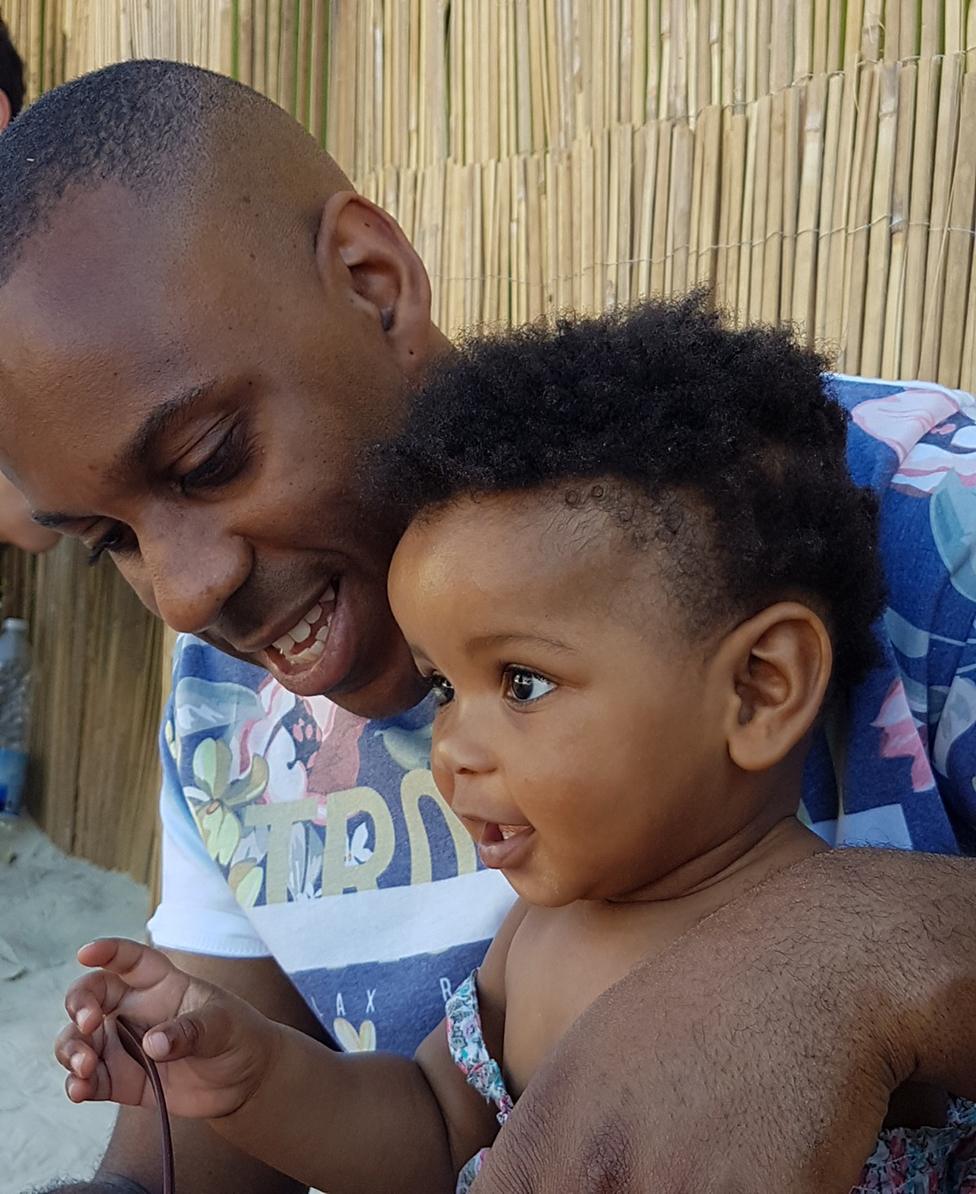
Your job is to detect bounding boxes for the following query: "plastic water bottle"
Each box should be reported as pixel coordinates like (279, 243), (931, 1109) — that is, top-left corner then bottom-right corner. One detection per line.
(0, 618), (31, 817)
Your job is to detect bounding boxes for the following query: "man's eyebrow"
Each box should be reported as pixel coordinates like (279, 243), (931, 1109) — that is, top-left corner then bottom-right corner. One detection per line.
(113, 380), (220, 475)
(29, 381), (220, 529)
(32, 510), (76, 529)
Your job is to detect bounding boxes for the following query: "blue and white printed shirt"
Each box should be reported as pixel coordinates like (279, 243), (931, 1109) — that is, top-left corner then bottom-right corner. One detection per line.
(148, 374), (976, 1057)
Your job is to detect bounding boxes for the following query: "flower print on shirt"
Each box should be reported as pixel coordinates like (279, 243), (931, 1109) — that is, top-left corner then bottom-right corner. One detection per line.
(177, 674), (365, 907)
(872, 679), (936, 793)
(850, 389), (961, 466)
(851, 389), (976, 499)
(333, 1018), (377, 1053)
(345, 821), (374, 867)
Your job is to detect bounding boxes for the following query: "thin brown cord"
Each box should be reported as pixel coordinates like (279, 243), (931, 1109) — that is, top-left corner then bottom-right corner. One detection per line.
(116, 1015), (175, 1194)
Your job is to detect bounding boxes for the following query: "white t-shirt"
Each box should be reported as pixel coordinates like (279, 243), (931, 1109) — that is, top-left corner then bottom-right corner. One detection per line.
(148, 637), (516, 1055)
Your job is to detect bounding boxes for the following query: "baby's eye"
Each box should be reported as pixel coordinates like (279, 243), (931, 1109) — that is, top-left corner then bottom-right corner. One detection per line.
(429, 673), (455, 707)
(505, 669), (556, 704)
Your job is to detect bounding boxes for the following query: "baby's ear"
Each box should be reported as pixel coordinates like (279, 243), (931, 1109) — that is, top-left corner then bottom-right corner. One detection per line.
(722, 603), (833, 773)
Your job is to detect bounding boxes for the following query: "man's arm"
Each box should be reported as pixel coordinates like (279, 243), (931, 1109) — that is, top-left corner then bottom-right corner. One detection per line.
(476, 849), (976, 1193)
(41, 950), (332, 1194)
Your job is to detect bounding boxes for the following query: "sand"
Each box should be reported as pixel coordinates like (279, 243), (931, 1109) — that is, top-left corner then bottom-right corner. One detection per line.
(0, 816), (149, 1194)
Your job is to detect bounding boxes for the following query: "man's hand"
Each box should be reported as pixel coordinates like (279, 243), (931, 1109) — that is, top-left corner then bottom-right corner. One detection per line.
(476, 850), (976, 1193)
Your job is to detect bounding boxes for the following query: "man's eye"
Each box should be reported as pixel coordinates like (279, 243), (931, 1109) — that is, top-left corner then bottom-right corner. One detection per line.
(506, 669), (556, 704)
(429, 673), (455, 706)
(87, 523), (134, 566)
(179, 423), (250, 494)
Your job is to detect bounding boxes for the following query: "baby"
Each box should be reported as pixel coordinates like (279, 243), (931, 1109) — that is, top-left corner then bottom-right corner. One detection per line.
(57, 297), (976, 1192)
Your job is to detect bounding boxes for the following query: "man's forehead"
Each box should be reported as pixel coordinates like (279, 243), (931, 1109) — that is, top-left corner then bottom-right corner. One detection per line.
(0, 360), (231, 523)
(3, 187), (192, 316)
(0, 283), (193, 438)
(0, 222), (229, 499)
(0, 198), (257, 413)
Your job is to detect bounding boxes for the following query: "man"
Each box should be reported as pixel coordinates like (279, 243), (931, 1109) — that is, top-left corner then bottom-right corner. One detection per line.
(0, 17), (59, 553)
(0, 61), (973, 1194)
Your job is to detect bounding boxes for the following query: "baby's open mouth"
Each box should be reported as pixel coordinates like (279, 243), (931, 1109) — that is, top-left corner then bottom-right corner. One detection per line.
(480, 822), (533, 844)
(478, 821), (535, 869)
(500, 824), (530, 841)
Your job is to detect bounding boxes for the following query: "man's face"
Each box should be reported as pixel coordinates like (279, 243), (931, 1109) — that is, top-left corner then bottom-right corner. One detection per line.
(0, 185), (429, 716)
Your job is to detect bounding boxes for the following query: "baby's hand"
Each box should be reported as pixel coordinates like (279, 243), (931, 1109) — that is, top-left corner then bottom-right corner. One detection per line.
(56, 938), (279, 1120)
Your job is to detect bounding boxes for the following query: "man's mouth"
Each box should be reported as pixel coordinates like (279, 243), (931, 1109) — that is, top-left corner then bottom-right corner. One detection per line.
(265, 579), (339, 672)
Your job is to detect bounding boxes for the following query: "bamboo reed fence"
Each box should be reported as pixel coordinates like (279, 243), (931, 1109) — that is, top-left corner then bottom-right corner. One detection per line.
(2, 0), (975, 879)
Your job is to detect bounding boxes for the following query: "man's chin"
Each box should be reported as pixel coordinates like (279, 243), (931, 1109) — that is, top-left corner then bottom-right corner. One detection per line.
(198, 625), (427, 719)
(318, 663), (430, 720)
(237, 642), (427, 719)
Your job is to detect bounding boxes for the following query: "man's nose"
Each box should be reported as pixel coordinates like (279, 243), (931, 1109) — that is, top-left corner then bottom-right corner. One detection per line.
(135, 521), (252, 636)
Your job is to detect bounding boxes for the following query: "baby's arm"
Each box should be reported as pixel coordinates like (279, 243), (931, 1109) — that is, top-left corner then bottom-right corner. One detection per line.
(59, 906), (526, 1194)
(213, 899), (527, 1189)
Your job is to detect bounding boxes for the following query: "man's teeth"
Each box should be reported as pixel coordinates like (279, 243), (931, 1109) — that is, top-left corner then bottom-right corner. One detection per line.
(291, 637), (328, 663)
(272, 587), (337, 662)
(273, 620), (331, 655)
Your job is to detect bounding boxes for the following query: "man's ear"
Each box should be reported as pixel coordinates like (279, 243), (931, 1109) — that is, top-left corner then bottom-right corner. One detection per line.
(0, 89), (12, 133)
(721, 602), (833, 772)
(314, 191), (434, 380)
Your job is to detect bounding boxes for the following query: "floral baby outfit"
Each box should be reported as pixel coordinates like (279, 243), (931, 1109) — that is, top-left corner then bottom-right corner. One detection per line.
(446, 971), (514, 1192)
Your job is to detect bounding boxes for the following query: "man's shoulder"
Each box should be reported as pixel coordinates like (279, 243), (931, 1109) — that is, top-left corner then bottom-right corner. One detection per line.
(803, 377), (976, 855)
(828, 372), (976, 493)
(826, 371), (972, 415)
(829, 376), (976, 601)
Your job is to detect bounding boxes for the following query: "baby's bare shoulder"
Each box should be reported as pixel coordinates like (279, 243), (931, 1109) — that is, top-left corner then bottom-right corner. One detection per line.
(502, 901), (664, 1096)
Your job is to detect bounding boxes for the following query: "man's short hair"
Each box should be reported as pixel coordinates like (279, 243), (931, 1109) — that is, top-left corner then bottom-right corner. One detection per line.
(0, 59), (299, 289)
(0, 18), (25, 119)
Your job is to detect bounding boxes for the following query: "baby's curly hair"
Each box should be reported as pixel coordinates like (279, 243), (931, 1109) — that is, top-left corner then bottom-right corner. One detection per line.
(373, 294), (886, 693)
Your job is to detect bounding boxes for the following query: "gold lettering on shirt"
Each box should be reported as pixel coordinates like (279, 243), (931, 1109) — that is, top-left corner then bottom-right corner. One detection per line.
(400, 769), (478, 883)
(320, 786), (397, 895)
(244, 797), (320, 904)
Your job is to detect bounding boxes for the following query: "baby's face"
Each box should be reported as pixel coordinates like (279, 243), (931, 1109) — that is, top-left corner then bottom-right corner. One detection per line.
(388, 490), (759, 907)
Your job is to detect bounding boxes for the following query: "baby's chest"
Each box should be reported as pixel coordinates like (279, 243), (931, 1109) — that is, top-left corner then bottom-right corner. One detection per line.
(501, 909), (651, 1098)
